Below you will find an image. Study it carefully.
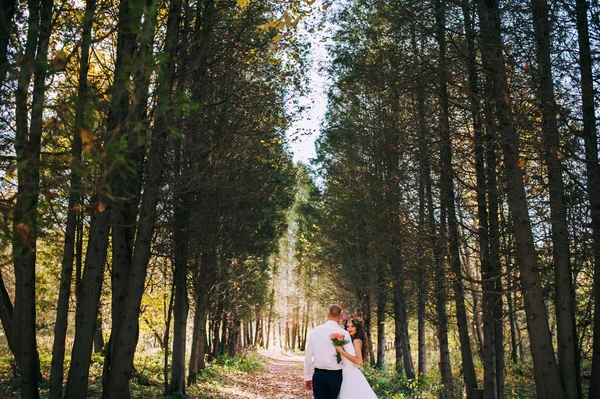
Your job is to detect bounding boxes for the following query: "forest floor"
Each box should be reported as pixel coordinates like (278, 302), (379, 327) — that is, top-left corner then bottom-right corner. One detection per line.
(0, 348), (314, 399)
(193, 350), (313, 399)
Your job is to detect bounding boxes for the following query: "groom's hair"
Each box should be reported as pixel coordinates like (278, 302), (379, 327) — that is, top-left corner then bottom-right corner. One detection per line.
(328, 304), (342, 318)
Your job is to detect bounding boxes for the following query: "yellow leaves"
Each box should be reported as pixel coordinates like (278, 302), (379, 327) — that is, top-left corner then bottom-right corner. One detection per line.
(42, 191), (59, 201)
(517, 157), (526, 168)
(322, 3), (330, 10)
(237, 0), (250, 8)
(273, 34), (283, 42)
(81, 129), (101, 154)
(52, 50), (68, 72)
(43, 117), (56, 127)
(84, 201), (106, 214)
(260, 20), (279, 30)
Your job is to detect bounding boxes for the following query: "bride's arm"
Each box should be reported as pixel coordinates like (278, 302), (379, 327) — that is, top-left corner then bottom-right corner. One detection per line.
(335, 339), (363, 366)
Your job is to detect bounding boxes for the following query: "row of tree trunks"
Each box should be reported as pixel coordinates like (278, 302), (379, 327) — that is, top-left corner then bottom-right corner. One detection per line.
(101, 0), (182, 395)
(460, 0), (505, 396)
(48, 1), (96, 398)
(64, 0), (140, 394)
(476, 0), (565, 397)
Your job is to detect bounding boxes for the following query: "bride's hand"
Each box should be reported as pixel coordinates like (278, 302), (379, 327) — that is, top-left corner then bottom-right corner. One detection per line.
(335, 345), (344, 353)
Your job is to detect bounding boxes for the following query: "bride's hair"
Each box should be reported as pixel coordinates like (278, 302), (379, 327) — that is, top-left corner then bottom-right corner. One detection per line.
(343, 318), (369, 361)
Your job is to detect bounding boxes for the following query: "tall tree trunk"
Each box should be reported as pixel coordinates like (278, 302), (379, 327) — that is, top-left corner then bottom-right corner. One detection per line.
(0, 271), (15, 357)
(422, 112), (453, 390)
(13, 0), (40, 376)
(103, 0), (181, 397)
(14, 0), (54, 396)
(169, 178), (190, 393)
(531, 0), (579, 396)
(188, 293), (209, 384)
(393, 262), (415, 378)
(376, 264), (386, 369)
(266, 283), (275, 349)
(163, 276), (174, 395)
(576, 0), (600, 395)
(486, 103), (505, 399)
(49, 2), (96, 398)
(105, 0), (157, 387)
(411, 24), (428, 378)
(461, 0), (499, 395)
(93, 307), (105, 354)
(434, 0), (477, 395)
(477, 0), (565, 396)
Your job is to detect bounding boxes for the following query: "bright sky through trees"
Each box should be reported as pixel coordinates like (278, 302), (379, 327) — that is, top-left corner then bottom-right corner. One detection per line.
(286, 1), (329, 164)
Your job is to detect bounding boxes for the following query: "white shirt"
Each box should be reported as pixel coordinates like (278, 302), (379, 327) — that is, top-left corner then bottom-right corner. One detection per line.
(303, 320), (356, 381)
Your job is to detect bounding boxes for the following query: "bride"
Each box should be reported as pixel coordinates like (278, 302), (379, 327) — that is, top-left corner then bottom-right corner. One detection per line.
(335, 314), (378, 399)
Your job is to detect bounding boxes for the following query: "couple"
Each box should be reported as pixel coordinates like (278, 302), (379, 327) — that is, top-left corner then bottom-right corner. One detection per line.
(303, 304), (378, 399)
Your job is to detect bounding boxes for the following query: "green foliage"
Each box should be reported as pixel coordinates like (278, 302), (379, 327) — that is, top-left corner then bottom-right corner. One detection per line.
(359, 366), (466, 399)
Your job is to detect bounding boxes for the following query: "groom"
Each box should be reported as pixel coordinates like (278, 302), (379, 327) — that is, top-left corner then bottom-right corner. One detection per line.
(303, 304), (355, 399)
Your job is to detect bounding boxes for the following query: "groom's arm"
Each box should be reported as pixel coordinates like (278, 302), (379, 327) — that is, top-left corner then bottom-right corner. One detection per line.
(304, 331), (315, 383)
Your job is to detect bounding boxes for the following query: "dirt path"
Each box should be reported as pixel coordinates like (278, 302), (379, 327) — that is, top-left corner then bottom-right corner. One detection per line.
(194, 350), (314, 399)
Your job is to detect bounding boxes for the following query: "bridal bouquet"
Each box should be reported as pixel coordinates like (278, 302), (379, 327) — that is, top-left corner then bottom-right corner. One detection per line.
(330, 333), (349, 363)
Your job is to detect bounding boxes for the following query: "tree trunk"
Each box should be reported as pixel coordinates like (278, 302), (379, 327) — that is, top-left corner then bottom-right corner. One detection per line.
(163, 278), (174, 395)
(461, 0), (498, 395)
(106, 0), (157, 388)
(376, 267), (386, 369)
(531, 0), (579, 396)
(102, 0), (181, 396)
(49, 2), (95, 398)
(93, 308), (105, 354)
(266, 284), (275, 349)
(64, 208), (111, 398)
(435, 0), (477, 395)
(486, 101), (505, 399)
(576, 0), (600, 395)
(14, 0), (54, 396)
(411, 24), (428, 378)
(188, 294), (208, 384)
(422, 117), (453, 389)
(477, 0), (565, 396)
(169, 181), (190, 393)
(0, 271), (15, 357)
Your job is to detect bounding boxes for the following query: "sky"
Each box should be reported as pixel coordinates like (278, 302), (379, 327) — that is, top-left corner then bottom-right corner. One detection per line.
(285, 3), (330, 165)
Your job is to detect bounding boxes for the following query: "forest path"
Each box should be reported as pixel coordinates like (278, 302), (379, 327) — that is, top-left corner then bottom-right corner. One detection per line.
(195, 350), (313, 399)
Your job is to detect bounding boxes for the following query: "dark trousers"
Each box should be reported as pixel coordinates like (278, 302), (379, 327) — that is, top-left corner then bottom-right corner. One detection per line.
(312, 368), (343, 399)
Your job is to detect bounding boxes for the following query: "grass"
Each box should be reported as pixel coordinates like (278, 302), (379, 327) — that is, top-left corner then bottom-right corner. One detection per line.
(0, 348), (268, 399)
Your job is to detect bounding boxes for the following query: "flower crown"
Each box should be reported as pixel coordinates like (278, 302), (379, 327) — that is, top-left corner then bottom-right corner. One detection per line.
(342, 313), (365, 326)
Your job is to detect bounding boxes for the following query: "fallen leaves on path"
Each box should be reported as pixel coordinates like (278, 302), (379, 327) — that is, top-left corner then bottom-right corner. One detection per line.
(193, 350), (313, 399)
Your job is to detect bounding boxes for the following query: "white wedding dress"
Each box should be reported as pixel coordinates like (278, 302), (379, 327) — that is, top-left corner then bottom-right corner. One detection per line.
(338, 357), (378, 399)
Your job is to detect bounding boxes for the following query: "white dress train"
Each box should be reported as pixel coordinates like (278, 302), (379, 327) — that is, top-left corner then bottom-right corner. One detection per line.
(338, 357), (378, 399)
